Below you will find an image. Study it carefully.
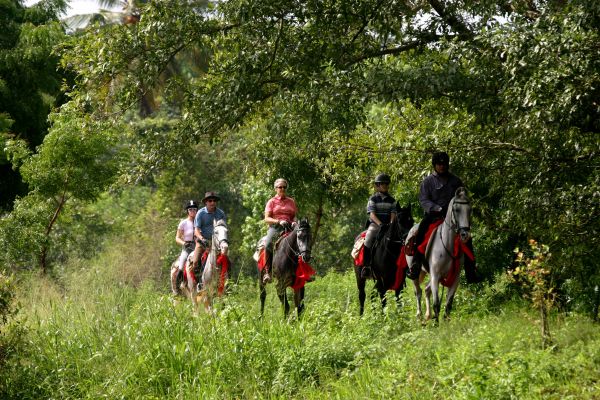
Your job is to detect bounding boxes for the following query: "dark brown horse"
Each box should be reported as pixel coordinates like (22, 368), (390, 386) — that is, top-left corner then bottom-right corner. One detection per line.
(259, 218), (313, 318)
(355, 205), (413, 315)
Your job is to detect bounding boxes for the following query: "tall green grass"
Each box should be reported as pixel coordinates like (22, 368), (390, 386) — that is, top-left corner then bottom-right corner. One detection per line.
(3, 265), (599, 399)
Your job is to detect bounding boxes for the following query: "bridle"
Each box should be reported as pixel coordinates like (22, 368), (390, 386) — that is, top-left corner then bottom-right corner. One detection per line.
(445, 199), (471, 235)
(282, 223), (311, 261)
(440, 197), (471, 259)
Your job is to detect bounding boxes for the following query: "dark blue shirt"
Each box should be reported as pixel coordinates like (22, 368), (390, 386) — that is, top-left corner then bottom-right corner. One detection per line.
(419, 172), (464, 213)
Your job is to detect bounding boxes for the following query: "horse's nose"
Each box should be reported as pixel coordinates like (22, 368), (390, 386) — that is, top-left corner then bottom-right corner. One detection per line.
(302, 252), (311, 262)
(220, 243), (229, 255)
(459, 229), (470, 243)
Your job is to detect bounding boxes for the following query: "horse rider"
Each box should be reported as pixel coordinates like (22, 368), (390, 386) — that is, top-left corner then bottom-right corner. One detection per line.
(362, 173), (398, 278)
(171, 200), (198, 296)
(406, 151), (483, 283)
(192, 191), (227, 270)
(262, 178), (297, 283)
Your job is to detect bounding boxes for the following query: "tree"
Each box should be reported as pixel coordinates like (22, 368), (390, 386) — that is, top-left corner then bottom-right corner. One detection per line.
(62, 0), (599, 311)
(0, 105), (123, 273)
(0, 0), (68, 210)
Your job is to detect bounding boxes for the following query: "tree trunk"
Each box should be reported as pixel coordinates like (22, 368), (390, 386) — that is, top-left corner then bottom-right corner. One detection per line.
(39, 193), (68, 274)
(540, 302), (552, 349)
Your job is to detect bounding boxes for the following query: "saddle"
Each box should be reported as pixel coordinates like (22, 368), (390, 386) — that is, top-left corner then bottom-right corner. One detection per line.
(254, 229), (292, 264)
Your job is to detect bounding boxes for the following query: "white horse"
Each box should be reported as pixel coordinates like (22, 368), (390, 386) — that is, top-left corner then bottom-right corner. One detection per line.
(179, 219), (229, 312)
(406, 187), (472, 323)
(198, 219), (229, 313)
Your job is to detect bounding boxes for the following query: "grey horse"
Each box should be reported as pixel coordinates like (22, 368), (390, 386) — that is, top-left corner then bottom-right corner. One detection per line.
(405, 187), (472, 323)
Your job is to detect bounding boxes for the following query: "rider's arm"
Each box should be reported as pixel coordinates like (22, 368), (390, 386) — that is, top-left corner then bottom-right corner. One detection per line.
(195, 227), (204, 242)
(418, 177), (441, 213)
(369, 211), (383, 226)
(264, 210), (280, 225)
(176, 228), (186, 246)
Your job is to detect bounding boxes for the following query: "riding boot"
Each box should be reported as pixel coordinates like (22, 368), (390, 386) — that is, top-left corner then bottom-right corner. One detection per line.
(464, 259), (484, 284)
(263, 249), (273, 283)
(407, 251), (423, 280)
(361, 247), (372, 279)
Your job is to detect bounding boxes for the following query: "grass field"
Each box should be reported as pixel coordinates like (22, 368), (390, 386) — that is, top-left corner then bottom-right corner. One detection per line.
(3, 259), (599, 400)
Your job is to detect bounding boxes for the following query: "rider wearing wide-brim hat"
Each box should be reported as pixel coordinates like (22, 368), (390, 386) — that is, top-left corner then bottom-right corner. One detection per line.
(171, 200), (199, 295)
(361, 173), (398, 277)
(406, 152), (482, 283)
(192, 191), (227, 269)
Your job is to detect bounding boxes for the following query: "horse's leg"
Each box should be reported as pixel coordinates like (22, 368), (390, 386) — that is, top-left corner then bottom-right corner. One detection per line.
(278, 287), (290, 318)
(430, 276), (441, 324)
(355, 267), (366, 315)
(259, 278), (267, 316)
(376, 281), (387, 313)
(294, 287), (305, 317)
(444, 279), (460, 321)
(424, 281), (432, 322)
(394, 287), (402, 309)
(413, 276), (423, 320)
(185, 261), (199, 311)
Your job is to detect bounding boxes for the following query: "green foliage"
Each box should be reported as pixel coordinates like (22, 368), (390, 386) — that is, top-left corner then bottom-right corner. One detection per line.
(0, 0), (68, 210)
(0, 272), (23, 375)
(0, 106), (124, 271)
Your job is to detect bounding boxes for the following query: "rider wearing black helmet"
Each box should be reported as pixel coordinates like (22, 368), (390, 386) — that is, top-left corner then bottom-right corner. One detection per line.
(406, 152), (482, 283)
(362, 173), (398, 277)
(171, 200), (199, 295)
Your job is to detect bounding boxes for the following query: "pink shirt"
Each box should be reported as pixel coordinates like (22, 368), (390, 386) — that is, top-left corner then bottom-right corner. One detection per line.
(265, 195), (297, 223)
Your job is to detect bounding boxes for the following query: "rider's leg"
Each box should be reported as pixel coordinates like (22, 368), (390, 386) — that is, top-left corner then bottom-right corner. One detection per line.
(263, 225), (280, 283)
(463, 240), (484, 284)
(192, 241), (202, 269)
(407, 213), (438, 279)
(362, 223), (380, 278)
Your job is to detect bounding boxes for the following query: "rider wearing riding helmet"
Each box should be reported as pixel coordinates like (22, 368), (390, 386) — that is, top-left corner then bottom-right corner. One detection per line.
(262, 178), (298, 283)
(192, 191), (227, 269)
(406, 151), (483, 283)
(362, 173), (398, 276)
(172, 200), (198, 295)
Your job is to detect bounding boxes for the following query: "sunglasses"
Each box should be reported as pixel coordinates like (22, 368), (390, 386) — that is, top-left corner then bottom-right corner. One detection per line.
(188, 208), (198, 212)
(276, 186), (287, 189)
(206, 199), (217, 203)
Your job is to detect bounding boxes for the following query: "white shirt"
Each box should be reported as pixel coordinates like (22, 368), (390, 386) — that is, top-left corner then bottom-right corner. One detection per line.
(177, 219), (195, 242)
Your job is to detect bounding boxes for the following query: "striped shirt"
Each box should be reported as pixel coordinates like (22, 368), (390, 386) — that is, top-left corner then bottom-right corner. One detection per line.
(367, 192), (397, 224)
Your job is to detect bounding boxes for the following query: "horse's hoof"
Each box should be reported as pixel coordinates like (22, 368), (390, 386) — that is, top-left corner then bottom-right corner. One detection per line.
(263, 273), (272, 284)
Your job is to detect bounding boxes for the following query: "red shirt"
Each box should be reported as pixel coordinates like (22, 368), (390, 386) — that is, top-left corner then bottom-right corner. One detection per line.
(265, 195), (297, 223)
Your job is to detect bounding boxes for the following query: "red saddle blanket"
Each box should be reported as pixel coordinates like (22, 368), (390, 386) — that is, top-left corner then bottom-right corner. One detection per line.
(257, 248), (315, 290)
(184, 251), (229, 295)
(413, 220), (474, 287)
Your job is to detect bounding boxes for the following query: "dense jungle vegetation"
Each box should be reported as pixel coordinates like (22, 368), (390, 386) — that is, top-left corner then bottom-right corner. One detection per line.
(1, 0), (599, 398)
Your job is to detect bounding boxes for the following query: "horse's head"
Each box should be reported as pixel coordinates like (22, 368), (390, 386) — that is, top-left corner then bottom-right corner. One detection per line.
(448, 187), (472, 243)
(396, 203), (414, 232)
(213, 219), (229, 255)
(295, 217), (312, 262)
